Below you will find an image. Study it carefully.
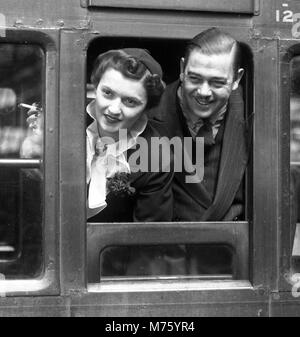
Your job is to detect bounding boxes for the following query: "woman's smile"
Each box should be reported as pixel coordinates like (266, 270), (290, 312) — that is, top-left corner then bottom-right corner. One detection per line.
(103, 113), (122, 123)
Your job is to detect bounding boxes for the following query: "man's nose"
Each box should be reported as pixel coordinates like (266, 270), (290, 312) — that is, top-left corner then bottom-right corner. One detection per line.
(108, 98), (122, 115)
(197, 82), (212, 97)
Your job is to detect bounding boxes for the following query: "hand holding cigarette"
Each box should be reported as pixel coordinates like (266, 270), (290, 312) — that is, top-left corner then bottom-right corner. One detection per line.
(19, 103), (42, 114)
(20, 102), (43, 133)
(19, 102), (43, 158)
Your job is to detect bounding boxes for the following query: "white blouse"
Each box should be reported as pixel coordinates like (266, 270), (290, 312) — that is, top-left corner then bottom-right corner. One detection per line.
(86, 100), (148, 219)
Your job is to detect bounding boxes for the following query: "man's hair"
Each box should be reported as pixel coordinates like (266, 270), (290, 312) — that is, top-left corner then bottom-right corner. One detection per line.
(91, 50), (164, 109)
(183, 27), (242, 78)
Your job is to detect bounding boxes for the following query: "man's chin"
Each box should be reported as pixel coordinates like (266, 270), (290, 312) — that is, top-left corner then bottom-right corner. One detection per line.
(193, 108), (213, 119)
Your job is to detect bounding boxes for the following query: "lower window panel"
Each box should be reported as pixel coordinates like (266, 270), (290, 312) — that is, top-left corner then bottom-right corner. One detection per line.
(0, 168), (43, 279)
(100, 244), (234, 278)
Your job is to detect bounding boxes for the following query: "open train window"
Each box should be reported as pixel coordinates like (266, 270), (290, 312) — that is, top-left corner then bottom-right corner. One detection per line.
(86, 36), (252, 284)
(0, 44), (44, 280)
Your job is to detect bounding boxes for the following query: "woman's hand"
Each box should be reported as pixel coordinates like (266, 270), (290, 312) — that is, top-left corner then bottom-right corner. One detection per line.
(26, 103), (43, 134)
(20, 103), (43, 158)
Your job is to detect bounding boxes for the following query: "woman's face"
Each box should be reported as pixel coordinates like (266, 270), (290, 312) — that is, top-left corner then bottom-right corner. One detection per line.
(95, 68), (147, 139)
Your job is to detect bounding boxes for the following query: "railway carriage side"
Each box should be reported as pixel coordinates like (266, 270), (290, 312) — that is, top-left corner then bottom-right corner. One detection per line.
(0, 0), (299, 316)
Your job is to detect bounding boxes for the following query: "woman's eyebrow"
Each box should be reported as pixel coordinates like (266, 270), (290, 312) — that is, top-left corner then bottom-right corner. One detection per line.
(101, 84), (144, 104)
(101, 85), (114, 91)
(124, 96), (143, 104)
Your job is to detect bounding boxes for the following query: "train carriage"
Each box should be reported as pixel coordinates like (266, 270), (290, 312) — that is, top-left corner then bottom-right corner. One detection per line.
(0, 0), (299, 317)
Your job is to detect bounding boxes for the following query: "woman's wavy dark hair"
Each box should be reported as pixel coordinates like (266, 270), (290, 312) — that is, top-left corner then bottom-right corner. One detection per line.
(91, 50), (165, 109)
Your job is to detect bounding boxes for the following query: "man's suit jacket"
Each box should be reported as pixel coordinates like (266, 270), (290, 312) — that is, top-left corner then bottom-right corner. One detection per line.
(149, 80), (249, 221)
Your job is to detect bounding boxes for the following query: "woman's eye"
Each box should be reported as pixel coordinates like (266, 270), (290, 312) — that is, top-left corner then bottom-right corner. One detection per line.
(123, 98), (139, 107)
(102, 88), (113, 97)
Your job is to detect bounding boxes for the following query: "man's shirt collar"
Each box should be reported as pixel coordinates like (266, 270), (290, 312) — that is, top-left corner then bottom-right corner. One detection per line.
(177, 85), (227, 139)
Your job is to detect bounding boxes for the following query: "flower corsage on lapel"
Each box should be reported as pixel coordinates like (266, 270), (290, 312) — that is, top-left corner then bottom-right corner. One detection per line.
(107, 172), (136, 197)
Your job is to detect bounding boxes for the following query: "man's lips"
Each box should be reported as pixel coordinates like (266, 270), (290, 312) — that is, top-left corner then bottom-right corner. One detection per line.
(194, 97), (213, 106)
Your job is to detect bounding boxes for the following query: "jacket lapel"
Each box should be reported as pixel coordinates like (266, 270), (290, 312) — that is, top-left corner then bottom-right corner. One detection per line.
(200, 88), (248, 221)
(161, 81), (213, 209)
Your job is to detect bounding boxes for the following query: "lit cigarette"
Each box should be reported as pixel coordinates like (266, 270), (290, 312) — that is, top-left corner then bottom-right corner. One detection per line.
(19, 103), (41, 111)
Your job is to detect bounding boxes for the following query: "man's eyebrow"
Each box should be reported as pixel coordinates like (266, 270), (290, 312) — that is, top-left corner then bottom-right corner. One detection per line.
(187, 71), (227, 81)
(210, 77), (228, 81)
(187, 71), (202, 76)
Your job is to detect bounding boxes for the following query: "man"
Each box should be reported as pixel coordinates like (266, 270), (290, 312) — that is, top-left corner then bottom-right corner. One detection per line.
(151, 27), (248, 222)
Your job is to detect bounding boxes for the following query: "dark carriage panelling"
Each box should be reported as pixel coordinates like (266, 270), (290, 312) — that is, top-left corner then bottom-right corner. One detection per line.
(0, 0), (88, 29)
(0, 297), (69, 317)
(271, 292), (300, 317)
(0, 0), (299, 40)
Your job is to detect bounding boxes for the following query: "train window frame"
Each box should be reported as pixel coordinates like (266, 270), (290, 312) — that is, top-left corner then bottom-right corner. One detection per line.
(0, 29), (59, 296)
(84, 35), (253, 284)
(58, 25), (280, 315)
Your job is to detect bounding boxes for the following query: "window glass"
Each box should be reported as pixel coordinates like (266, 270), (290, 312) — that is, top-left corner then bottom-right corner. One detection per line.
(290, 56), (300, 272)
(0, 44), (44, 279)
(100, 244), (233, 278)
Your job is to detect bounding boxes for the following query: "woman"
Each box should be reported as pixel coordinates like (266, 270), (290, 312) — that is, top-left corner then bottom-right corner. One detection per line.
(86, 48), (173, 222)
(22, 48), (173, 222)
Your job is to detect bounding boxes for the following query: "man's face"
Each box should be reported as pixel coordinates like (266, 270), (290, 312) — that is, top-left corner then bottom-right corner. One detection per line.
(180, 48), (243, 121)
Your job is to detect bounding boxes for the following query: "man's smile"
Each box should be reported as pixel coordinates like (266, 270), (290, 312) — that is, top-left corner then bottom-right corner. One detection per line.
(194, 96), (213, 107)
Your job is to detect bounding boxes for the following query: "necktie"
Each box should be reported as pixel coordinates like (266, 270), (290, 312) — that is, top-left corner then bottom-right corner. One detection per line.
(95, 138), (107, 157)
(196, 121), (215, 146)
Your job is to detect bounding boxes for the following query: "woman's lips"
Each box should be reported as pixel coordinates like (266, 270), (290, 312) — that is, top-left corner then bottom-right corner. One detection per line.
(104, 114), (121, 123)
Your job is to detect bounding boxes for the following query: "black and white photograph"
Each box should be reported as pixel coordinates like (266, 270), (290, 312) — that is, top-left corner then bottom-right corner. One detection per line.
(0, 0), (299, 319)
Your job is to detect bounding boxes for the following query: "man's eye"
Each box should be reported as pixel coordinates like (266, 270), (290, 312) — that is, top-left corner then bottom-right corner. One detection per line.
(188, 76), (202, 84)
(211, 81), (226, 88)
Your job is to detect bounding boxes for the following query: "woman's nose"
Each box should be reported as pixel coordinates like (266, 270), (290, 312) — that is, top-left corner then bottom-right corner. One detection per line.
(108, 99), (122, 115)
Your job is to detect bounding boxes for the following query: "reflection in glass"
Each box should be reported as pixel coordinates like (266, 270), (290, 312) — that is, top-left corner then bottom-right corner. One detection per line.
(0, 44), (44, 279)
(99, 244), (233, 279)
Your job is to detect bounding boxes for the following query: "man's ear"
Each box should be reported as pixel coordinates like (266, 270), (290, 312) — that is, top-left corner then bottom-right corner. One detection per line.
(232, 68), (244, 91)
